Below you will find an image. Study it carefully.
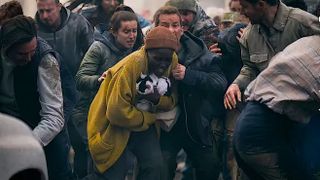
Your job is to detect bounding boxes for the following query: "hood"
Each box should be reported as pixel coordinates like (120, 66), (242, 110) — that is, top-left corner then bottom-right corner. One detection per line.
(190, 3), (215, 33)
(179, 31), (208, 65)
(95, 31), (132, 56)
(35, 6), (71, 33)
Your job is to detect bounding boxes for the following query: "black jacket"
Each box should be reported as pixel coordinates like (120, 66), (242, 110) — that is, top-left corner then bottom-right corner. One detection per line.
(13, 38), (76, 126)
(177, 31), (227, 146)
(218, 23), (247, 85)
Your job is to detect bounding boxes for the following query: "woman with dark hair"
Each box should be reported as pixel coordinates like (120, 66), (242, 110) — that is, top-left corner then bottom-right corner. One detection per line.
(114, 4), (144, 51)
(70, 10), (140, 179)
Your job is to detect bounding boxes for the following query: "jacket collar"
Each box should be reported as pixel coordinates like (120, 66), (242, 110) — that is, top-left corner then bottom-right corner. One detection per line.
(95, 31), (132, 57)
(258, 2), (289, 32)
(179, 31), (207, 66)
(272, 2), (290, 31)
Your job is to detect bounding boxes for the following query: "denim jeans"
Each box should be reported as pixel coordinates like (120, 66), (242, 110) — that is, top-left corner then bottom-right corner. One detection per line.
(234, 101), (320, 180)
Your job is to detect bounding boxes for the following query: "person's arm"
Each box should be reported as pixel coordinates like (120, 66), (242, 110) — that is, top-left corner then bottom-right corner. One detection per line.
(76, 41), (108, 91)
(224, 38), (258, 109)
(33, 54), (64, 146)
(146, 55), (179, 111)
(232, 39), (259, 90)
(175, 54), (227, 96)
(298, 10), (320, 37)
(106, 68), (156, 131)
(79, 15), (94, 54)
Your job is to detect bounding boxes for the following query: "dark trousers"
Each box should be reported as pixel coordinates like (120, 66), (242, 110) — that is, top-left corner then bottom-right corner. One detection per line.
(213, 109), (242, 180)
(68, 118), (92, 179)
(44, 127), (73, 180)
(289, 115), (320, 179)
(68, 105), (95, 179)
(83, 125), (163, 180)
(233, 101), (320, 180)
(160, 117), (221, 180)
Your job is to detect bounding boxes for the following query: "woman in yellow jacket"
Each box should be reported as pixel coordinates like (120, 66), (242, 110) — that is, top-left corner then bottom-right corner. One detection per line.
(87, 26), (180, 180)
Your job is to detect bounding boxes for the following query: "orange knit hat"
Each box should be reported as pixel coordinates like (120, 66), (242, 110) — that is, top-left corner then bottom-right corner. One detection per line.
(145, 26), (179, 52)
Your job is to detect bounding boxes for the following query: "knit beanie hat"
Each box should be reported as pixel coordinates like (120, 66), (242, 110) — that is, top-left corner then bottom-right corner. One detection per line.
(145, 26), (179, 52)
(165, 0), (196, 13)
(0, 15), (37, 52)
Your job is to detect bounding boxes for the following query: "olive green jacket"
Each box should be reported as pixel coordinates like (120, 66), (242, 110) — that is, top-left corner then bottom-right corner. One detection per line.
(72, 32), (132, 139)
(234, 2), (320, 90)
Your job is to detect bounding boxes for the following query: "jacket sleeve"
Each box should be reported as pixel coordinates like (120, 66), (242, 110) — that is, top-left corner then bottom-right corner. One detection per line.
(79, 16), (94, 54)
(76, 42), (106, 91)
(297, 10), (320, 37)
(232, 37), (259, 90)
(34, 54), (64, 146)
(105, 67), (156, 132)
(182, 55), (227, 96)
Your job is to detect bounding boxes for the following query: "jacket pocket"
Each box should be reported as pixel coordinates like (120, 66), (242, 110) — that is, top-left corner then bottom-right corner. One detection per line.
(89, 132), (113, 165)
(250, 53), (268, 63)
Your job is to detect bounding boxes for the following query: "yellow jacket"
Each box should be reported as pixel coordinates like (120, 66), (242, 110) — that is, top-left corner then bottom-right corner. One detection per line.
(87, 47), (178, 173)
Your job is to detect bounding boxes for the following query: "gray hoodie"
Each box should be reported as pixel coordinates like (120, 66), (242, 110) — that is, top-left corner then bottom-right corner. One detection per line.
(35, 6), (94, 78)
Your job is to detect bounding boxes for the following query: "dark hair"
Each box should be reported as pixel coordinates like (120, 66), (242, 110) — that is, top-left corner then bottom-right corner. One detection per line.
(244, 0), (279, 6)
(115, 4), (135, 13)
(110, 10), (144, 51)
(113, 4), (144, 50)
(0, 15), (37, 52)
(153, 6), (182, 26)
(0, 0), (23, 25)
(94, 0), (123, 6)
(36, 0), (60, 3)
(110, 11), (138, 33)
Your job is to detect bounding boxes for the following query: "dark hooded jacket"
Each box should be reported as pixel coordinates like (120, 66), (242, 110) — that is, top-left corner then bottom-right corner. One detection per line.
(189, 3), (220, 48)
(218, 23), (247, 85)
(35, 6), (93, 78)
(177, 31), (227, 146)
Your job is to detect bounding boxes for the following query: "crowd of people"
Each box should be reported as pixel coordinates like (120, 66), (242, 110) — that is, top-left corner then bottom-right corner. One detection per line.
(0, 0), (319, 180)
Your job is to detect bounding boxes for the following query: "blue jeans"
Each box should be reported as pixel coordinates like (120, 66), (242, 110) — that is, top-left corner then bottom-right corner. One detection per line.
(234, 101), (320, 180)
(290, 115), (320, 179)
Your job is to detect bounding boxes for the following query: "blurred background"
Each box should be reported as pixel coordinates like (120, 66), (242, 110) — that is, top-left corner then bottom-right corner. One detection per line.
(0, 0), (318, 21)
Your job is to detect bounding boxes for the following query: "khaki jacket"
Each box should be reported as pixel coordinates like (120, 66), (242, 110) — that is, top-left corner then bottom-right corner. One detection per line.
(234, 2), (320, 90)
(245, 35), (320, 123)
